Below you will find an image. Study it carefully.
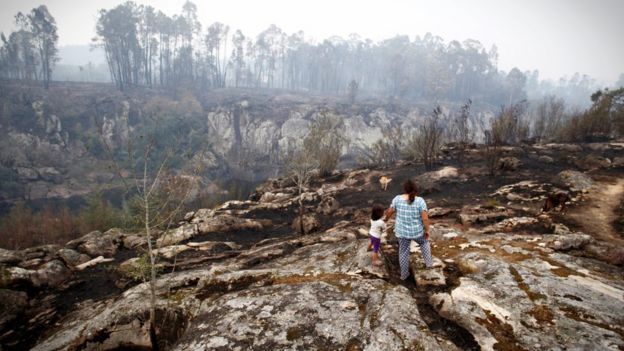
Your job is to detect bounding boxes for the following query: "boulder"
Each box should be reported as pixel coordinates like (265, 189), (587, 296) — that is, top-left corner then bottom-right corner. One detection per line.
(190, 208), (215, 223)
(428, 207), (454, 218)
(19, 245), (61, 263)
(537, 155), (554, 164)
(552, 170), (593, 192)
(122, 234), (146, 249)
(292, 214), (321, 234)
(198, 215), (269, 235)
(57, 248), (91, 267)
(4, 260), (70, 288)
(415, 166), (459, 194)
(546, 233), (592, 251)
(458, 205), (510, 226)
(67, 231), (118, 258)
(157, 224), (198, 247)
(259, 191), (291, 203)
(33, 260), (71, 287)
(183, 211), (195, 222)
(481, 217), (539, 233)
(497, 157), (522, 171)
(0, 248), (22, 265)
(575, 155), (611, 170)
(316, 196), (340, 215)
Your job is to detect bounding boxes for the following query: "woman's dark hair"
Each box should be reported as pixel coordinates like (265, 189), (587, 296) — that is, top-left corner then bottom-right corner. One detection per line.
(371, 203), (385, 221)
(403, 179), (418, 204)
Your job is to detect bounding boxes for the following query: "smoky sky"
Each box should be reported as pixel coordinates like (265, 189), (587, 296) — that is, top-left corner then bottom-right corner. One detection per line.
(1, 0), (623, 84)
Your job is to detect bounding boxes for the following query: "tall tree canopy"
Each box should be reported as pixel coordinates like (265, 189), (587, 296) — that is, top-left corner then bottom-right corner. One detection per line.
(0, 5), (58, 89)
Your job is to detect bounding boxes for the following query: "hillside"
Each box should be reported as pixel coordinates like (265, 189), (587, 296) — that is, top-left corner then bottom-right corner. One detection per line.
(0, 82), (494, 215)
(1, 140), (623, 350)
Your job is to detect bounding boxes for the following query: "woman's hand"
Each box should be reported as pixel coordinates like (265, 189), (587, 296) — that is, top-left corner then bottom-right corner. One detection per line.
(424, 230), (430, 240)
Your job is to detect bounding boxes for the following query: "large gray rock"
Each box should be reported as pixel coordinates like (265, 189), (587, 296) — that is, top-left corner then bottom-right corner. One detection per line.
(552, 170), (593, 192)
(415, 166), (459, 194)
(67, 231), (118, 258)
(430, 252), (624, 351)
(458, 205), (511, 226)
(4, 259), (70, 288)
(198, 215), (269, 235)
(178, 239), (439, 350)
(0, 248), (22, 264)
(157, 223), (198, 247)
(546, 233), (593, 251)
(57, 248), (91, 267)
(34, 232), (447, 351)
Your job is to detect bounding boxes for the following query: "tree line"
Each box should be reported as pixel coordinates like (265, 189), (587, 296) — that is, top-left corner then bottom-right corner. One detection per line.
(91, 1), (529, 105)
(0, 5), (58, 89)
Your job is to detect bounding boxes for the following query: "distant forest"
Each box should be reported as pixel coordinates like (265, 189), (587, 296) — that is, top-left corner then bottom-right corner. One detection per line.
(1, 1), (623, 107)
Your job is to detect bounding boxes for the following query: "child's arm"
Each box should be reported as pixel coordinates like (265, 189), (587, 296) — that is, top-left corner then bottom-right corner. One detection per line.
(383, 208), (394, 222)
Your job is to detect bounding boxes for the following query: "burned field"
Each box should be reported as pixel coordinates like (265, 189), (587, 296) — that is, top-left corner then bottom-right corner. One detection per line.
(1, 141), (623, 350)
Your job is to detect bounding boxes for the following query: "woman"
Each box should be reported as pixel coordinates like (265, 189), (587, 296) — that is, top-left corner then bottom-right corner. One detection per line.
(385, 179), (433, 280)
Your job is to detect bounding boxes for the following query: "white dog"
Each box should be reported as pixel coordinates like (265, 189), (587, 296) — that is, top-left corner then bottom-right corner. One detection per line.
(379, 176), (392, 191)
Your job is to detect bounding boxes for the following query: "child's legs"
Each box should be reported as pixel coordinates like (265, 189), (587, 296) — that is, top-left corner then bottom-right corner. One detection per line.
(370, 236), (381, 254)
(397, 237), (411, 280)
(414, 236), (433, 267)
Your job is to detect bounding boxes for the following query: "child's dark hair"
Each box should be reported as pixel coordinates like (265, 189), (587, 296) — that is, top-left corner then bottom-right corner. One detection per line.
(371, 203), (385, 221)
(403, 179), (418, 204)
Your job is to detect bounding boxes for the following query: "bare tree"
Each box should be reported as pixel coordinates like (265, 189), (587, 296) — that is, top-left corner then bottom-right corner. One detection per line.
(94, 97), (200, 349)
(491, 101), (529, 145)
(481, 102), (526, 176)
(304, 111), (347, 176)
(448, 99), (474, 164)
(283, 146), (317, 234)
(102, 138), (197, 350)
(407, 106), (445, 170)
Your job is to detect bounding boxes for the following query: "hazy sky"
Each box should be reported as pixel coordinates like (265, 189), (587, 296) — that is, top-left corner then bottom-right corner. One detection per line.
(1, 0), (623, 84)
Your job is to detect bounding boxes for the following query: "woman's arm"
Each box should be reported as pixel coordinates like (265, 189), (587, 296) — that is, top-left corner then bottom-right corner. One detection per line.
(384, 207), (395, 222)
(421, 210), (430, 239)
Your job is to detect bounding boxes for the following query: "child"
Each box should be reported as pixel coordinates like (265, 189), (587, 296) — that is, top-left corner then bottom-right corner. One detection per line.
(368, 203), (386, 266)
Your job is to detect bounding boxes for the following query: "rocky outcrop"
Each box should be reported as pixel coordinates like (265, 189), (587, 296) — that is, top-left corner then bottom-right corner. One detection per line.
(575, 155), (612, 170)
(32, 231), (454, 351)
(552, 170), (594, 192)
(430, 251), (624, 351)
(415, 166), (460, 194)
(458, 205), (511, 226)
(66, 230), (118, 258)
(2, 142), (624, 350)
(3, 259), (70, 288)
